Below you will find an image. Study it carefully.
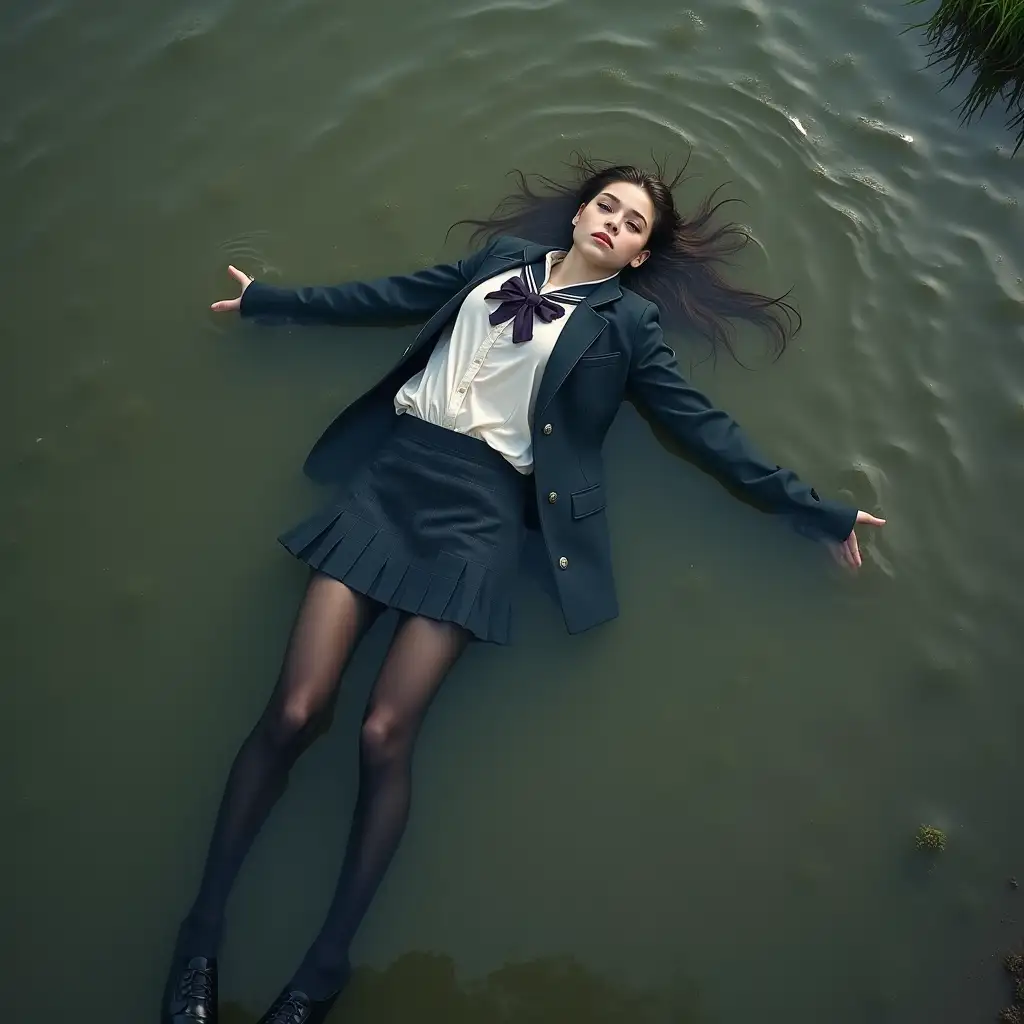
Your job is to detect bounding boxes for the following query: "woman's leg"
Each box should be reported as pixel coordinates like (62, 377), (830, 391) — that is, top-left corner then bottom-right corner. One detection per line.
(287, 613), (471, 1000)
(175, 572), (383, 957)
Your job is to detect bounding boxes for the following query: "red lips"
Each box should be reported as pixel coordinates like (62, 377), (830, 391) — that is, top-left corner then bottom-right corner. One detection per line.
(592, 232), (613, 249)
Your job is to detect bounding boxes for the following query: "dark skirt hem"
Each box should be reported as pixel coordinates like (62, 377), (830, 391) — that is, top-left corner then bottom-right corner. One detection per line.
(278, 415), (526, 645)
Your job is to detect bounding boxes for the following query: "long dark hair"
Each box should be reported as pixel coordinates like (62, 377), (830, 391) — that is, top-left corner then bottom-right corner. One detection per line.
(451, 152), (800, 364)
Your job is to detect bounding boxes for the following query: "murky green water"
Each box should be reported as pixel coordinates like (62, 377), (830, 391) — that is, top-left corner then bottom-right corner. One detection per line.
(4, 0), (1023, 1020)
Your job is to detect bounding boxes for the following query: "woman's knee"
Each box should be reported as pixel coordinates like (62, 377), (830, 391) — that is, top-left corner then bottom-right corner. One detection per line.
(263, 692), (332, 748)
(360, 708), (411, 766)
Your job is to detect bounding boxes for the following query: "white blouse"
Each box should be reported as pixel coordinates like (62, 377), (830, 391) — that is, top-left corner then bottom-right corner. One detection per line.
(393, 250), (617, 474)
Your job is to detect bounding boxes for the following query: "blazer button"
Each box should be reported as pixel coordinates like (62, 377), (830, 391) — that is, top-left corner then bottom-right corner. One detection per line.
(542, 423), (553, 435)
(558, 556), (569, 570)
(547, 491), (558, 504)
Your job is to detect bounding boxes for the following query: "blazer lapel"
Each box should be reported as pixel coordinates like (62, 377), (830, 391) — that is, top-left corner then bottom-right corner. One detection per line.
(408, 241), (543, 351)
(502, 243), (624, 417)
(534, 275), (621, 417)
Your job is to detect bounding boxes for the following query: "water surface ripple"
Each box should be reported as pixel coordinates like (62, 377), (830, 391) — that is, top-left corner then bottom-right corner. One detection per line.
(3, 0), (1023, 1020)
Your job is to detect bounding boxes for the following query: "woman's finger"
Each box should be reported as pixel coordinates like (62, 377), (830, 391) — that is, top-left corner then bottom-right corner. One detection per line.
(855, 511), (886, 528)
(228, 265), (252, 288)
(210, 297), (241, 312)
(840, 539), (855, 569)
(848, 529), (861, 568)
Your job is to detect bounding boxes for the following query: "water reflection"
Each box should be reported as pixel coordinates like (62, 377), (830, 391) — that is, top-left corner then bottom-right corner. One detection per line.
(220, 952), (701, 1023)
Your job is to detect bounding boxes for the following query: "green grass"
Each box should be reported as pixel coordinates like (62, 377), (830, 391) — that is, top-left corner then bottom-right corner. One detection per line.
(908, 0), (1024, 151)
(915, 824), (948, 850)
(1002, 948), (1024, 1023)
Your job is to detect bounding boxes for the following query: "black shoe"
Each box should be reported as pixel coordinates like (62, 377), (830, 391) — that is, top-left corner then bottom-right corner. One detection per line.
(162, 955), (218, 1024)
(256, 989), (339, 1024)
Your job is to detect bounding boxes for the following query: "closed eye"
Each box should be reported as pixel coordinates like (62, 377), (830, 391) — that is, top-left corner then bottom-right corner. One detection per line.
(596, 200), (641, 232)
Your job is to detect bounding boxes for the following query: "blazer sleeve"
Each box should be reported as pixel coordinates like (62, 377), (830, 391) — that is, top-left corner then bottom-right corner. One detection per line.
(238, 239), (497, 325)
(626, 302), (857, 543)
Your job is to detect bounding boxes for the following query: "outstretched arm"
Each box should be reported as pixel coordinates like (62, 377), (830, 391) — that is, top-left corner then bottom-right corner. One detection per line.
(209, 240), (497, 325)
(626, 302), (884, 562)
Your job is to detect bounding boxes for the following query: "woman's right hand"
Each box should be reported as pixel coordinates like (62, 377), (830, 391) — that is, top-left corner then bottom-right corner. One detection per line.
(210, 265), (255, 312)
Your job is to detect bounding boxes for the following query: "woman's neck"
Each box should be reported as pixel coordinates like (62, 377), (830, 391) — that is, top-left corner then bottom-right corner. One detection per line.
(546, 246), (614, 289)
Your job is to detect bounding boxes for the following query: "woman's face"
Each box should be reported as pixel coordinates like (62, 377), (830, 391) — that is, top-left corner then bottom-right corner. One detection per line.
(571, 181), (655, 272)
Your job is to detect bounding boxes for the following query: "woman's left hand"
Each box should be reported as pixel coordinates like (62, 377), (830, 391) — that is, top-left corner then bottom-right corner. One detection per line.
(832, 510), (886, 569)
(210, 265), (255, 313)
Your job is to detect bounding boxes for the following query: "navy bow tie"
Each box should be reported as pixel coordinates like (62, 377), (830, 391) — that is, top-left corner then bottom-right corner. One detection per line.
(485, 271), (566, 343)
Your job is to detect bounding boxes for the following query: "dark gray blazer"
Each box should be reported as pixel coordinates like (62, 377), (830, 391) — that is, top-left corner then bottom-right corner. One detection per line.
(241, 233), (856, 634)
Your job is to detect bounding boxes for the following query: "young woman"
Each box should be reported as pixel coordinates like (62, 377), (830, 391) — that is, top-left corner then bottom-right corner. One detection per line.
(162, 157), (884, 1024)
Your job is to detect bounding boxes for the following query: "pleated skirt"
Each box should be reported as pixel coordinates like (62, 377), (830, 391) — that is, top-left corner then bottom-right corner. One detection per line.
(279, 413), (529, 644)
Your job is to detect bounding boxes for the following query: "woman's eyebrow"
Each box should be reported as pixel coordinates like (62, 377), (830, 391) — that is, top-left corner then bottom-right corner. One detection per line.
(598, 192), (648, 227)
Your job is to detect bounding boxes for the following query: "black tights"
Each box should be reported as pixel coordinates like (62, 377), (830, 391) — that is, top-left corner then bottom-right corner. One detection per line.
(176, 571), (470, 999)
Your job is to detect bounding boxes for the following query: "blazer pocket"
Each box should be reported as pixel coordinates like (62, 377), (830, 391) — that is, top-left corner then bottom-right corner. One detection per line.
(578, 352), (622, 367)
(571, 483), (606, 519)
